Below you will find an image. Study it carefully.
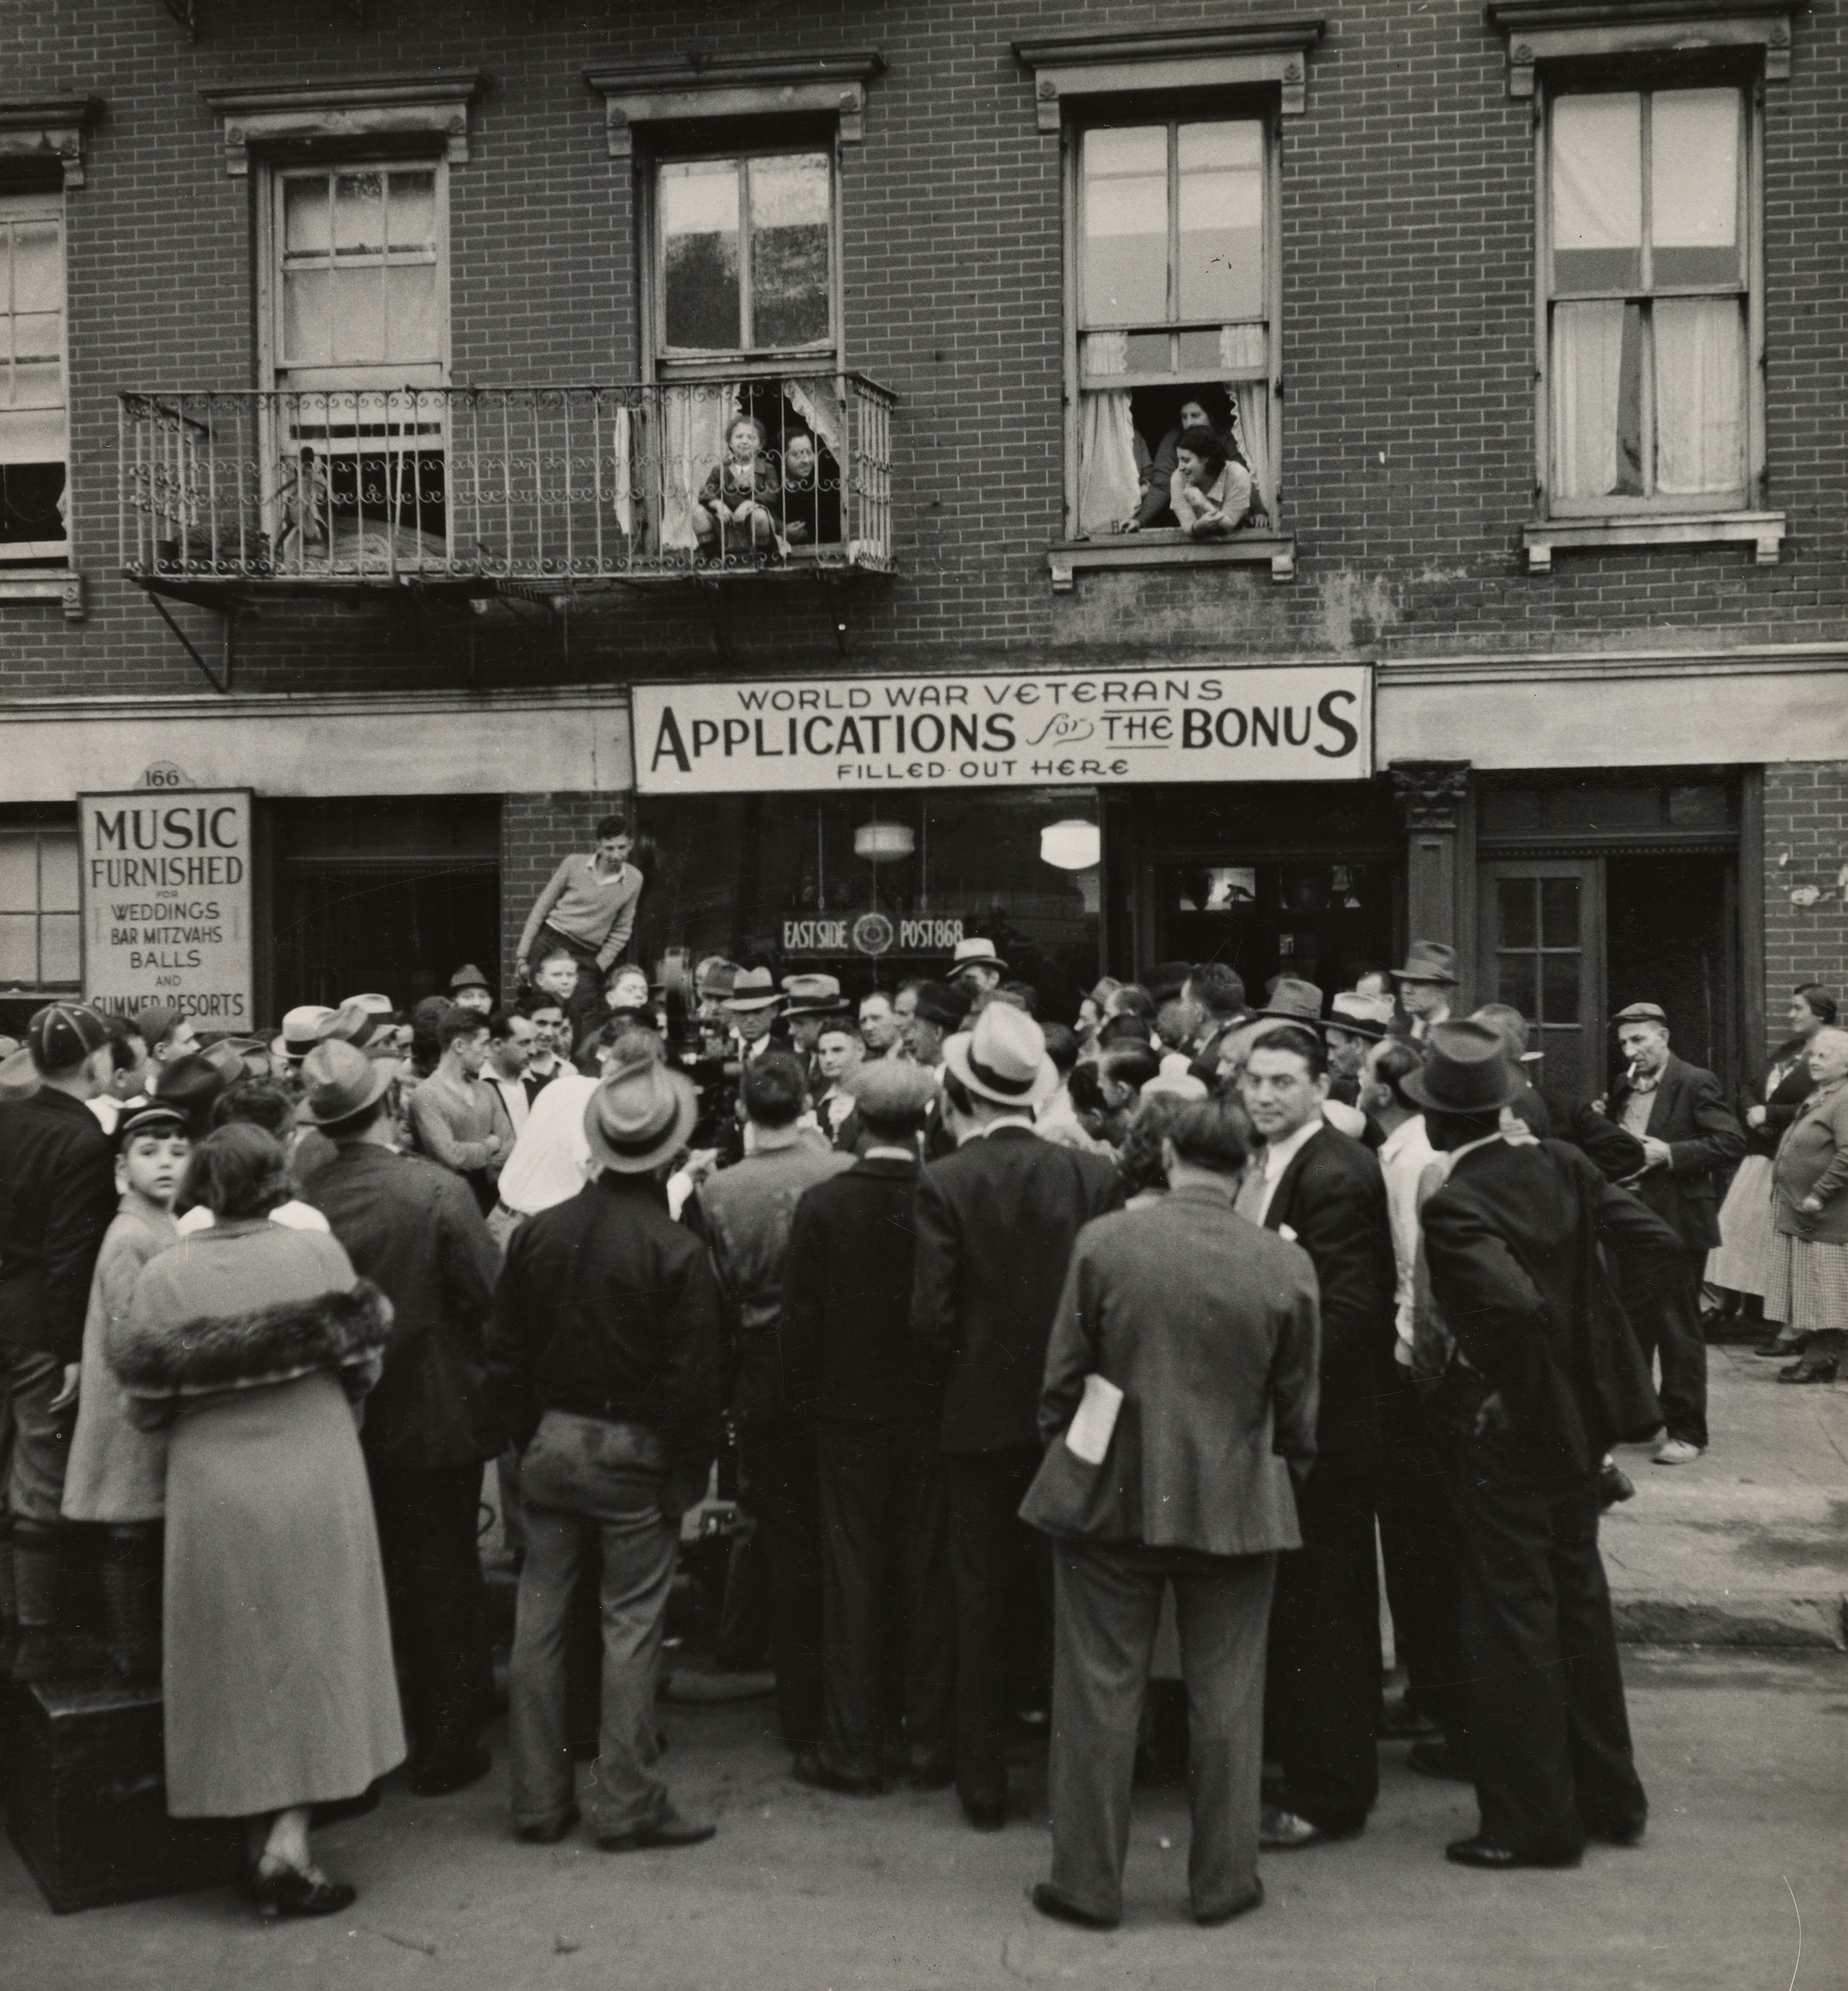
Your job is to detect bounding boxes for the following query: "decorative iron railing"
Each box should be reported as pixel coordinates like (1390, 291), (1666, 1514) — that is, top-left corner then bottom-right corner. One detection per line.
(119, 376), (896, 584)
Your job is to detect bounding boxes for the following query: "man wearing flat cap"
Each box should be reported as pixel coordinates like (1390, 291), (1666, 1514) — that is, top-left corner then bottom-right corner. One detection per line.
(781, 1059), (952, 1794)
(1601, 1002), (1744, 1464)
(1414, 1019), (1680, 1871)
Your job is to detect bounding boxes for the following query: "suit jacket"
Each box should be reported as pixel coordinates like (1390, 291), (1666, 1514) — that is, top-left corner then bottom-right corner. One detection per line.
(307, 1142), (502, 1470)
(1259, 1125), (1397, 1471)
(1606, 1053), (1745, 1252)
(781, 1153), (930, 1423)
(687, 1136), (853, 1422)
(1023, 1187), (1319, 1556)
(0, 1087), (119, 1362)
(911, 1124), (1123, 1452)
(1420, 1138), (1671, 1477)
(1518, 1086), (1651, 1182)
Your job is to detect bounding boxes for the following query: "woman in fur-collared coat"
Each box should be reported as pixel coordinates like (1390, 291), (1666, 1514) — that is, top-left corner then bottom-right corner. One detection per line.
(112, 1123), (405, 1918)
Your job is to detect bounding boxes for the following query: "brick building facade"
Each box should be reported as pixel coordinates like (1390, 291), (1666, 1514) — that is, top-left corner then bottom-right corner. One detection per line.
(1, 0), (1843, 1085)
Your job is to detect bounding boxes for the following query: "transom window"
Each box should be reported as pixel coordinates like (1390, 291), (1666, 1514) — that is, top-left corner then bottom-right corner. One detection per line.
(0, 827), (79, 991)
(0, 192), (68, 564)
(656, 150), (834, 365)
(1070, 114), (1277, 539)
(1545, 84), (1751, 513)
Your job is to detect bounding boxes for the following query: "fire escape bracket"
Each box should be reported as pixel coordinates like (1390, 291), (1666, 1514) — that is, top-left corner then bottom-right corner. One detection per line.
(143, 585), (234, 694)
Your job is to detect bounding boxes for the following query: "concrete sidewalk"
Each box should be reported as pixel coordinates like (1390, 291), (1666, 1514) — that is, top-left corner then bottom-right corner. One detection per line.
(1604, 1344), (1848, 1647)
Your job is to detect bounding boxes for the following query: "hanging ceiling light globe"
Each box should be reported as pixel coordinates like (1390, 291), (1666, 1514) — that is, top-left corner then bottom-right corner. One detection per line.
(854, 820), (915, 862)
(1039, 818), (1101, 871)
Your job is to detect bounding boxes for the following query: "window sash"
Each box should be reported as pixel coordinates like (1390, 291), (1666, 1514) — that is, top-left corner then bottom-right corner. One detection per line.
(653, 148), (838, 366)
(1541, 82), (1757, 517)
(0, 195), (68, 471)
(0, 830), (80, 990)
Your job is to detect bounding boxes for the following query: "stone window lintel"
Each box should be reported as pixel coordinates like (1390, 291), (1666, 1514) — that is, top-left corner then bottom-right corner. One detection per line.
(0, 98), (103, 190)
(199, 73), (489, 176)
(1014, 19), (1327, 125)
(585, 52), (887, 160)
(1485, 1), (1795, 98)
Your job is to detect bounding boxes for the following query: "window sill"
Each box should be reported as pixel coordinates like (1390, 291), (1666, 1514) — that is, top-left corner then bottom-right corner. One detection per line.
(1523, 512), (1784, 574)
(0, 567), (83, 619)
(1049, 531), (1295, 590)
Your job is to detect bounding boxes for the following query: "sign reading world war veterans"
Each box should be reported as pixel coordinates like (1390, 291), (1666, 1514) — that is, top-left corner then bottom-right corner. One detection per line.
(631, 664), (1373, 796)
(78, 789), (254, 1027)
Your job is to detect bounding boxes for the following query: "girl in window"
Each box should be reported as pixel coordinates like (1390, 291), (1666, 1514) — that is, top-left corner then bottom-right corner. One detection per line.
(695, 414), (782, 560)
(1169, 426), (1253, 539)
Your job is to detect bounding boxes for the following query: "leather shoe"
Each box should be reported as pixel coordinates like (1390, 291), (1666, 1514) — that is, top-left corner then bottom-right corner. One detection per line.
(1196, 1880), (1264, 1927)
(597, 1807), (716, 1853)
(961, 1795), (1008, 1832)
(1597, 1461), (1636, 1508)
(1259, 1805), (1324, 1850)
(1407, 1740), (1474, 1782)
(1028, 1882), (1118, 1930)
(409, 1741), (492, 1797)
(245, 1859), (358, 1919)
(1651, 1436), (1703, 1465)
(791, 1749), (883, 1796)
(1778, 1358), (1838, 1385)
(1445, 1835), (1580, 1870)
(514, 1803), (580, 1844)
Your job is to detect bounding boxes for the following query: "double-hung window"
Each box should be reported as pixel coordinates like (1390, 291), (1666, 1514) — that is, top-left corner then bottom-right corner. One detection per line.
(1072, 113), (1277, 539)
(263, 162), (450, 569)
(0, 826), (79, 992)
(646, 146), (850, 554)
(1545, 83), (1754, 514)
(0, 192), (68, 565)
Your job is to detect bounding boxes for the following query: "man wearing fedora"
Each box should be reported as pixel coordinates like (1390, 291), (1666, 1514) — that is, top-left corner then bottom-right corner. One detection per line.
(1390, 941), (1459, 1043)
(1600, 1002), (1744, 1464)
(1325, 991), (1392, 1111)
(490, 1053), (720, 1851)
(1235, 1021), (1395, 1850)
(302, 1039), (502, 1796)
(947, 938), (1008, 1011)
(781, 974), (849, 1086)
(725, 967), (790, 1064)
(1411, 1020), (1677, 1869)
(910, 1003), (1122, 1829)
(449, 964), (494, 1018)
(688, 1051), (853, 1760)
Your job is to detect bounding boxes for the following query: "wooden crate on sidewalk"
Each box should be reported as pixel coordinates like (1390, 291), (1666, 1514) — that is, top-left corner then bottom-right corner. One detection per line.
(4, 1679), (243, 1914)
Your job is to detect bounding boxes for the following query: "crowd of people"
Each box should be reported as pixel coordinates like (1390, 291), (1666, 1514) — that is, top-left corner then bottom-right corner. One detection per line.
(0, 880), (1842, 1930)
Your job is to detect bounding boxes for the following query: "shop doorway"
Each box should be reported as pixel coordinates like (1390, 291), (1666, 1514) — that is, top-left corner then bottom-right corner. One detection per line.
(269, 797), (501, 1015)
(1476, 851), (1735, 1101)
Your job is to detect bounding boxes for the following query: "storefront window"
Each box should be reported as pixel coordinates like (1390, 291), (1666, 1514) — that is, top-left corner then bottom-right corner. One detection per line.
(635, 788), (1103, 1016)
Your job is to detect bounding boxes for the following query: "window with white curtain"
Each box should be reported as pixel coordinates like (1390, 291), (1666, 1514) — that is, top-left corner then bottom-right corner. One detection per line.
(1070, 116), (1278, 539)
(0, 192), (69, 565)
(1545, 84), (1752, 514)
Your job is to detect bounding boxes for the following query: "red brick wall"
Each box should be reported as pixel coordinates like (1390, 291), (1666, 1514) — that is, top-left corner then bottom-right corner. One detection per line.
(1762, 761), (1848, 1056)
(500, 788), (632, 992)
(0, 0), (1841, 698)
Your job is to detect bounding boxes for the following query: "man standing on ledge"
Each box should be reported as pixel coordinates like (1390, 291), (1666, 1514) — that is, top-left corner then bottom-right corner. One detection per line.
(515, 816), (644, 1040)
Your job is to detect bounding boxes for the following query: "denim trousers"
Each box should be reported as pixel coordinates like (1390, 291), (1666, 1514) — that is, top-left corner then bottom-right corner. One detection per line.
(508, 1410), (678, 1838)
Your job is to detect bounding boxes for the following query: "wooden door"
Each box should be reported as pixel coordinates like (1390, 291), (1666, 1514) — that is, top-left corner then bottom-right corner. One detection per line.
(1476, 858), (1605, 1104)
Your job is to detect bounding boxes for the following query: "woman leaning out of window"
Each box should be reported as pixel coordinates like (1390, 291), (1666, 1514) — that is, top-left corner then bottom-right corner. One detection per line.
(1169, 426), (1252, 540)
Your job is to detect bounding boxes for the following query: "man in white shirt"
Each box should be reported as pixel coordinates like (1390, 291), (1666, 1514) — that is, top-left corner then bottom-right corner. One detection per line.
(518, 996), (571, 1105)
(484, 1009), (536, 1136)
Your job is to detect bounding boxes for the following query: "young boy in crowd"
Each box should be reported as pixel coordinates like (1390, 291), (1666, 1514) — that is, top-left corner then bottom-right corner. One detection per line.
(61, 1100), (190, 1682)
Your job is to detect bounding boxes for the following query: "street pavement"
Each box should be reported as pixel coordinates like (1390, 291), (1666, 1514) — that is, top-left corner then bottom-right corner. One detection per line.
(2, 1348), (1843, 1989)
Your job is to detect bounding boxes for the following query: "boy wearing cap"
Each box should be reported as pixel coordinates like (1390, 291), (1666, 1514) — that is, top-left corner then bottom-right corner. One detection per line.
(0, 1004), (121, 1680)
(62, 1101), (190, 1682)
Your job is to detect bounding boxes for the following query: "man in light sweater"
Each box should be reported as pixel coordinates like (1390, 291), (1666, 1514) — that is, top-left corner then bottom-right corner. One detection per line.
(515, 816), (644, 1018)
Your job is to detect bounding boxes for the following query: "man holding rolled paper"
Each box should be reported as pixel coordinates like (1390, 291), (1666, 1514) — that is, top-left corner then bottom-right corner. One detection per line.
(1022, 1096), (1321, 1931)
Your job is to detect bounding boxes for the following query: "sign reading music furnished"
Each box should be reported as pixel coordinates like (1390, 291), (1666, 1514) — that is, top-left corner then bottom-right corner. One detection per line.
(632, 664), (1373, 795)
(78, 788), (254, 1028)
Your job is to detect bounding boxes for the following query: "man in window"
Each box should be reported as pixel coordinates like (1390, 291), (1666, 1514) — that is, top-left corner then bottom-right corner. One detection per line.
(778, 430), (842, 548)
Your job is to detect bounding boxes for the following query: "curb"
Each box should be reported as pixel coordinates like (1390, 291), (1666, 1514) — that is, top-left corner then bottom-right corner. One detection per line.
(1613, 1593), (1847, 1650)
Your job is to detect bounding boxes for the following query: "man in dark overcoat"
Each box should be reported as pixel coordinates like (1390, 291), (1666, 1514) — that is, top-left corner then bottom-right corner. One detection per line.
(1602, 1001), (1745, 1462)
(1235, 1023), (1396, 1849)
(910, 1002), (1122, 1829)
(780, 1059), (952, 1793)
(302, 1038), (502, 1794)
(1415, 1020), (1676, 1869)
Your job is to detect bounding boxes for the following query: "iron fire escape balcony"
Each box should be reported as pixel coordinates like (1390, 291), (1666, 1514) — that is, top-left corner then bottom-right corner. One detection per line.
(117, 376), (896, 605)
